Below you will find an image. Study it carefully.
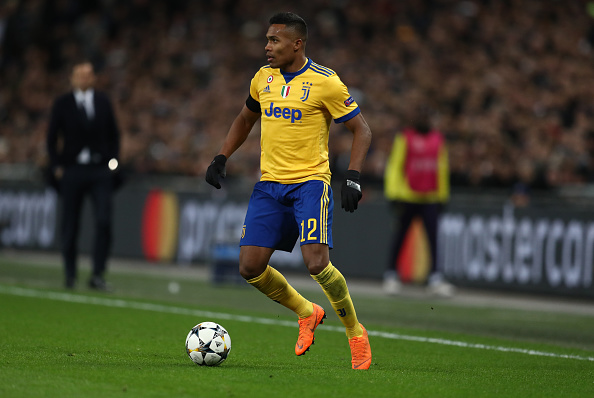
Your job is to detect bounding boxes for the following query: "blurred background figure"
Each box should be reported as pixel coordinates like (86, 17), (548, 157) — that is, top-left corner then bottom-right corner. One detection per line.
(383, 105), (454, 297)
(46, 60), (121, 290)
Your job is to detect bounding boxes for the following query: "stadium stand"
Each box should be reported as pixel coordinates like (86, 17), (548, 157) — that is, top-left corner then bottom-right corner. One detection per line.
(1, 0), (593, 192)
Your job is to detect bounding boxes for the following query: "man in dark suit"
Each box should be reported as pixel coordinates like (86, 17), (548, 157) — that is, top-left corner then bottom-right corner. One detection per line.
(46, 61), (120, 290)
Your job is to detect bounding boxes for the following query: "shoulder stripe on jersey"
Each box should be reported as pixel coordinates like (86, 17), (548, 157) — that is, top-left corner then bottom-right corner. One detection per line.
(310, 64), (333, 77)
(311, 62), (335, 75)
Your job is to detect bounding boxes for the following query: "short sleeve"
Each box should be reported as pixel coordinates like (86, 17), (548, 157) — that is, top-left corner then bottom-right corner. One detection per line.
(249, 72), (260, 102)
(321, 74), (361, 124)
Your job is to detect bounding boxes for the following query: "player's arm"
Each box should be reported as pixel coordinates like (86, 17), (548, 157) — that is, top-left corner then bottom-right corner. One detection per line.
(340, 112), (372, 212)
(219, 104), (261, 159)
(205, 103), (261, 189)
(343, 113), (372, 173)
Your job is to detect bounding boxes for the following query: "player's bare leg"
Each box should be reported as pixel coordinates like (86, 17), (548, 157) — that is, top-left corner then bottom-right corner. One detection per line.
(239, 245), (274, 280)
(241, 245), (321, 354)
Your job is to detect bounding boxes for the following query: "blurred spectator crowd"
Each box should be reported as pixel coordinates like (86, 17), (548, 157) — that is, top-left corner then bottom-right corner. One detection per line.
(1, 0), (594, 192)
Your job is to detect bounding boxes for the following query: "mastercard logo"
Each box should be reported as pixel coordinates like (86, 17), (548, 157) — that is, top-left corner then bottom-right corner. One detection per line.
(141, 189), (179, 262)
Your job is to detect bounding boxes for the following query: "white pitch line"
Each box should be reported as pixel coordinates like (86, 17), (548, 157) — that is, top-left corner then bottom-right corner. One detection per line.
(1, 284), (593, 362)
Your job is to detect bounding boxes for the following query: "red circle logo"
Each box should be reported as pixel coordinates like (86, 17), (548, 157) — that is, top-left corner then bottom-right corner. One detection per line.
(141, 189), (179, 262)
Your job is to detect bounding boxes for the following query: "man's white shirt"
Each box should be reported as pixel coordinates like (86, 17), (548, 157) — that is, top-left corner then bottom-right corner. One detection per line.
(74, 89), (94, 164)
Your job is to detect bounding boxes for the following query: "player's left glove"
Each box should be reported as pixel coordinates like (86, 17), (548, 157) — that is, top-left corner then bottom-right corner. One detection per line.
(205, 154), (227, 189)
(341, 170), (362, 213)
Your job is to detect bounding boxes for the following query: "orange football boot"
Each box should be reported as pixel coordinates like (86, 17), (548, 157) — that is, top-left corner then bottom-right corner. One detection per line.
(349, 324), (372, 370)
(295, 303), (326, 356)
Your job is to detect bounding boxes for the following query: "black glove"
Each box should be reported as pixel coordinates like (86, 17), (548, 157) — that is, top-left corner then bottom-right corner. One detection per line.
(205, 154), (227, 189)
(341, 170), (362, 212)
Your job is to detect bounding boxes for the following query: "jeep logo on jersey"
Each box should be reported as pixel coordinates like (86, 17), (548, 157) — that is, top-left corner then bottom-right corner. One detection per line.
(264, 103), (302, 123)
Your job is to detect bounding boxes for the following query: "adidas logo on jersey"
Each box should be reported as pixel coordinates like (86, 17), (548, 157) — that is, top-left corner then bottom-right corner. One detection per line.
(263, 85), (270, 93)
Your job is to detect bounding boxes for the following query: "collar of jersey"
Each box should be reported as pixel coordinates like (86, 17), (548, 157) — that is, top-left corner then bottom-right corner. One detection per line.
(280, 58), (312, 84)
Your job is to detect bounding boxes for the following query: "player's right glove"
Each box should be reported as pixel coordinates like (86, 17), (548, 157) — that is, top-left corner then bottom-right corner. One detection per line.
(205, 154), (227, 189)
(341, 169), (363, 213)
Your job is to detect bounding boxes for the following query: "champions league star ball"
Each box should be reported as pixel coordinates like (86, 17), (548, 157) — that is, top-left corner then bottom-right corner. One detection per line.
(185, 322), (232, 366)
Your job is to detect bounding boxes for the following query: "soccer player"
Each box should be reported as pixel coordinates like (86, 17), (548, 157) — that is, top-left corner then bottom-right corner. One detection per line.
(205, 12), (372, 370)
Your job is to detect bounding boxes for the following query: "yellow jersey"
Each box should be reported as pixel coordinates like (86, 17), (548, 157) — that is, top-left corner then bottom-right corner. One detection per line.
(248, 58), (360, 185)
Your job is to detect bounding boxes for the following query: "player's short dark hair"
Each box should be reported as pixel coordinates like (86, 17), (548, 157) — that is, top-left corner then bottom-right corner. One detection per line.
(269, 12), (308, 42)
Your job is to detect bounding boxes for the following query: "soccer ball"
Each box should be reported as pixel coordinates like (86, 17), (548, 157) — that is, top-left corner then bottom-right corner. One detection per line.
(185, 322), (231, 366)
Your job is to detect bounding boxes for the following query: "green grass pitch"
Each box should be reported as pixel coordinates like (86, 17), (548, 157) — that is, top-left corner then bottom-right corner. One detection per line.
(1, 255), (593, 397)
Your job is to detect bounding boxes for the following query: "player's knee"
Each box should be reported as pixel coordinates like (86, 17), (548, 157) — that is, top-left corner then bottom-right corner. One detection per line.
(238, 262), (265, 280)
(301, 244), (329, 275)
(304, 254), (330, 275)
(238, 254), (267, 280)
(306, 261), (328, 276)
